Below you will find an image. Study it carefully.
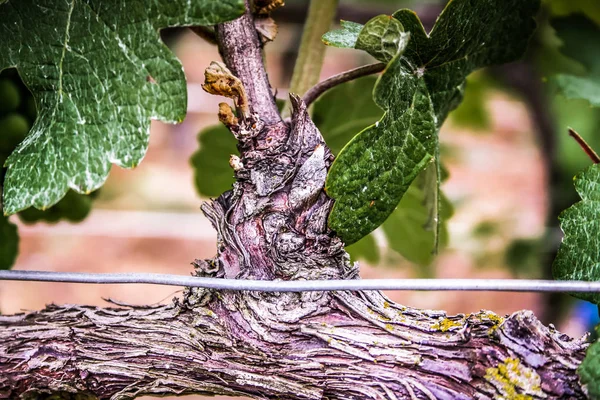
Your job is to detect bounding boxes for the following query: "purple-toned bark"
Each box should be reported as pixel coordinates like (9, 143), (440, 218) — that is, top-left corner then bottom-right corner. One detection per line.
(0, 2), (589, 399)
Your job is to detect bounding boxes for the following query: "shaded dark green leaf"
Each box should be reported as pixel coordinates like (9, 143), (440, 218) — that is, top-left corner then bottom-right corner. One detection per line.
(382, 165), (453, 267)
(0, 0), (244, 215)
(18, 189), (97, 224)
(326, 0), (539, 245)
(551, 15), (600, 107)
(312, 76), (382, 155)
(449, 73), (492, 131)
(553, 163), (600, 304)
(191, 124), (238, 197)
(505, 238), (542, 277)
(346, 234), (379, 264)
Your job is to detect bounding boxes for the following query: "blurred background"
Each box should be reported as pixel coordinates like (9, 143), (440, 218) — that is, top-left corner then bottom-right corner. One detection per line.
(1, 1), (600, 397)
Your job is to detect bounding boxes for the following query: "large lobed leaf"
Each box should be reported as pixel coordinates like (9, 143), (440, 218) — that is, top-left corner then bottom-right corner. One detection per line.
(0, 68), (96, 230)
(0, 0), (244, 215)
(449, 73), (492, 131)
(553, 163), (600, 304)
(324, 0), (540, 245)
(551, 15), (600, 107)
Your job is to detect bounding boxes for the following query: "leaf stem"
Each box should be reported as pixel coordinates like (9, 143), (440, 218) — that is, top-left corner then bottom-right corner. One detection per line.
(568, 128), (600, 164)
(302, 62), (386, 107)
(283, 0), (338, 116)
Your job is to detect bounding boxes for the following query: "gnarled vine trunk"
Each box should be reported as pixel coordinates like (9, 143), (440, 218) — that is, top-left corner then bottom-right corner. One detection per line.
(0, 3), (589, 399)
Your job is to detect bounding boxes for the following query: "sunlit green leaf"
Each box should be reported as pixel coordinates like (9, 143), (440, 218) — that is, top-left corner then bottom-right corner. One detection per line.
(323, 15), (408, 63)
(322, 20), (363, 48)
(553, 164), (600, 304)
(0, 0), (244, 215)
(325, 0), (540, 245)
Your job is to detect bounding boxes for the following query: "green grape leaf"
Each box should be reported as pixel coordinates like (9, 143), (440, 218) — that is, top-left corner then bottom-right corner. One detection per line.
(191, 124), (238, 197)
(553, 163), (600, 304)
(0, 68), (98, 225)
(578, 325), (600, 399)
(323, 16), (409, 63)
(322, 20), (363, 49)
(382, 165), (453, 267)
(312, 76), (383, 155)
(312, 76), (383, 263)
(0, 0), (244, 215)
(355, 15), (409, 63)
(325, 0), (539, 245)
(551, 15), (600, 107)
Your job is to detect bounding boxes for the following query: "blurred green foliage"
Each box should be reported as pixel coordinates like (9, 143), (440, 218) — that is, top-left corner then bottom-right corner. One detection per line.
(449, 73), (493, 131)
(550, 15), (600, 106)
(190, 124), (239, 197)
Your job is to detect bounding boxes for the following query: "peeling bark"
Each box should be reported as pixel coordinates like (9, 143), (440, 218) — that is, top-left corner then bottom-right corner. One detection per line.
(0, 294), (587, 399)
(0, 2), (590, 399)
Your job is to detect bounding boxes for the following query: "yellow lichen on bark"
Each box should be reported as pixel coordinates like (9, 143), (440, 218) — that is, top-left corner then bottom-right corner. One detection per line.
(485, 358), (542, 400)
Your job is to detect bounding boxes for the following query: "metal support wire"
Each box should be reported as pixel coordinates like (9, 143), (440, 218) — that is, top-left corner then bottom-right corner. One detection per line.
(2, 270), (600, 292)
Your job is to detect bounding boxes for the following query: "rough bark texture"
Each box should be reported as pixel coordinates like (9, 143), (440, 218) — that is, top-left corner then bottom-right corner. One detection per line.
(0, 3), (590, 399)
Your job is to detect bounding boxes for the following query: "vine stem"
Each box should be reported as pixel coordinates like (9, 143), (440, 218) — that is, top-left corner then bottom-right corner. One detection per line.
(302, 62), (386, 106)
(569, 128), (600, 164)
(3, 270), (600, 293)
(283, 0), (338, 116)
(216, 0), (281, 123)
